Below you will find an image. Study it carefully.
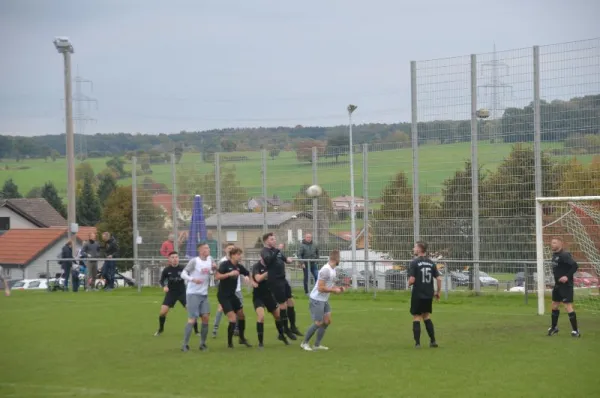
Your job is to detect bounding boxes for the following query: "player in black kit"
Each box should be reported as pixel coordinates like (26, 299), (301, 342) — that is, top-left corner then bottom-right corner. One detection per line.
(251, 260), (289, 348)
(260, 233), (298, 340)
(215, 247), (252, 348)
(154, 251), (198, 336)
(548, 237), (581, 337)
(407, 241), (441, 348)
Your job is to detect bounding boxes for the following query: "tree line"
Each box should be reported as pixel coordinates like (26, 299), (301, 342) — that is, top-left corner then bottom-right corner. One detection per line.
(1, 95), (598, 162)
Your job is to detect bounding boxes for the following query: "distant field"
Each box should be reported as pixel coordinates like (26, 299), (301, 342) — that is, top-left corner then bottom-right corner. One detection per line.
(0, 142), (592, 202)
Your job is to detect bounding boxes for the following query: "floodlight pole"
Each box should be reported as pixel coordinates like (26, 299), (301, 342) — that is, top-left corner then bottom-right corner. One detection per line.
(348, 104), (358, 290)
(54, 38), (77, 245)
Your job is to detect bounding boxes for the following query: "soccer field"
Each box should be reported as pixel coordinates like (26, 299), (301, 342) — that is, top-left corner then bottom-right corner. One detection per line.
(0, 290), (597, 398)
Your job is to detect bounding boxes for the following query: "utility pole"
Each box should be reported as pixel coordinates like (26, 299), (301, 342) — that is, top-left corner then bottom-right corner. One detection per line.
(54, 37), (77, 244)
(73, 72), (97, 160)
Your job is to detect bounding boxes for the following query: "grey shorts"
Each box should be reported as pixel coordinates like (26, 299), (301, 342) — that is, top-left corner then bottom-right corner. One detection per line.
(187, 294), (210, 319)
(235, 290), (244, 304)
(309, 298), (331, 322)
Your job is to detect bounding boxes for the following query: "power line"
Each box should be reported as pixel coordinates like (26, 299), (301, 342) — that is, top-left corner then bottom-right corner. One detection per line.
(72, 70), (97, 159)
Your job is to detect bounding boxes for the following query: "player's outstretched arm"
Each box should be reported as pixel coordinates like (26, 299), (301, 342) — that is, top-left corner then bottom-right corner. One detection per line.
(215, 262), (237, 280)
(435, 276), (442, 300)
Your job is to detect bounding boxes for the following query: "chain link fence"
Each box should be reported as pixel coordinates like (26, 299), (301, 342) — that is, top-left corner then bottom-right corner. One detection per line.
(131, 38), (599, 300)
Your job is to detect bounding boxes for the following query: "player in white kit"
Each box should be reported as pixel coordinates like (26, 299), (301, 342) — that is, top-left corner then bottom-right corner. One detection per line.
(300, 250), (344, 351)
(180, 243), (215, 352)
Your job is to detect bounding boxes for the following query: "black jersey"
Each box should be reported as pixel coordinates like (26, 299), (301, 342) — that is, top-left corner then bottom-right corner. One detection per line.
(159, 265), (185, 295)
(217, 260), (250, 297)
(551, 250), (578, 286)
(260, 247), (286, 281)
(408, 256), (439, 299)
(252, 261), (270, 298)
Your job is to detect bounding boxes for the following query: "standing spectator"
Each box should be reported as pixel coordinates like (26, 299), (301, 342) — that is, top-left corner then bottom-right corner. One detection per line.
(205, 231), (219, 259)
(71, 264), (80, 292)
(160, 233), (175, 258)
(0, 265), (10, 297)
(60, 241), (74, 291)
(102, 232), (119, 291)
(298, 233), (320, 295)
(82, 232), (100, 291)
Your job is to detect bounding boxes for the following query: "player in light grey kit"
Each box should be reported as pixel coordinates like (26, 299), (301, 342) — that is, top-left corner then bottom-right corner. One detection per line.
(300, 250), (344, 351)
(180, 243), (215, 352)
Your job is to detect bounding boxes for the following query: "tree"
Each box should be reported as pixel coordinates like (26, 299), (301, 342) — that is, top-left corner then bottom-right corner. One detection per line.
(1, 178), (22, 198)
(26, 186), (43, 198)
(177, 165), (248, 213)
(269, 147), (280, 160)
(221, 139), (237, 152)
(295, 140), (326, 163)
(325, 134), (349, 162)
(50, 149), (59, 162)
(75, 162), (95, 182)
(97, 173), (118, 205)
(41, 182), (67, 217)
(557, 156), (600, 197)
(174, 146), (184, 163)
(97, 186), (165, 271)
(76, 174), (101, 226)
(106, 157), (127, 179)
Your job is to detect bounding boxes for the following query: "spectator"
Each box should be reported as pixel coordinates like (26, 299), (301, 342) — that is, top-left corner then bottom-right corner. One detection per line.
(298, 233), (319, 295)
(205, 231), (219, 258)
(101, 232), (119, 291)
(82, 232), (100, 291)
(60, 241), (74, 291)
(71, 264), (80, 292)
(160, 233), (175, 258)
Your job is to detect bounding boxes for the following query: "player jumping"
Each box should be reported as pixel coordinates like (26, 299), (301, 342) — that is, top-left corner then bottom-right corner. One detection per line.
(154, 251), (198, 336)
(408, 241), (441, 348)
(548, 236), (581, 338)
(300, 249), (344, 351)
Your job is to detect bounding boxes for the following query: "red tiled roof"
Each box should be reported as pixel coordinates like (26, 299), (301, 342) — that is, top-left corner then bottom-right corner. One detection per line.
(0, 228), (68, 266)
(76, 226), (97, 242)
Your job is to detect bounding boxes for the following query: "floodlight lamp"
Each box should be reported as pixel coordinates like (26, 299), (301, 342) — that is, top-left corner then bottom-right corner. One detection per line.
(347, 104), (358, 114)
(53, 37), (74, 53)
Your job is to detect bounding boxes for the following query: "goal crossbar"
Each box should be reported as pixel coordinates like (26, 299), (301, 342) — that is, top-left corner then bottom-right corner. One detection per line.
(535, 196), (600, 315)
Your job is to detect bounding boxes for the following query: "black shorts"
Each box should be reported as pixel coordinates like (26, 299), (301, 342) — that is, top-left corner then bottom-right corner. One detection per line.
(253, 293), (278, 313)
(163, 292), (186, 308)
(410, 296), (433, 315)
(552, 284), (574, 303)
(218, 294), (243, 314)
(268, 279), (289, 304)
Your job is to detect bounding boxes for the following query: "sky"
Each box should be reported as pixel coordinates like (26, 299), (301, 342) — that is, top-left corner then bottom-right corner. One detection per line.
(0, 0), (598, 137)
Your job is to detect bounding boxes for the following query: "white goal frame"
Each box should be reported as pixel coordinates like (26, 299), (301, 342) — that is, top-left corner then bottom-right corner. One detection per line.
(535, 196), (600, 315)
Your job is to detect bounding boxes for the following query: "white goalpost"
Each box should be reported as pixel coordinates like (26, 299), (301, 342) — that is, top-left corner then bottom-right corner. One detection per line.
(535, 196), (600, 315)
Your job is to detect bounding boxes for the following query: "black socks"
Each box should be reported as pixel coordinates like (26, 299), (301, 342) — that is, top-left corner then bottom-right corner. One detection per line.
(413, 321), (421, 345)
(424, 319), (435, 342)
(257, 322), (264, 344)
(158, 315), (166, 331)
(568, 311), (578, 332)
(551, 309), (559, 329)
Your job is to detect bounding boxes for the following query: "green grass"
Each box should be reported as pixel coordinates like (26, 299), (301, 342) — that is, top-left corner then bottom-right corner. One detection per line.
(1, 142), (594, 202)
(0, 289), (597, 398)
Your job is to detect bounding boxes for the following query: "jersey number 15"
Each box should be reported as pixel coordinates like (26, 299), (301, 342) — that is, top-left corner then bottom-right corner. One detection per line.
(420, 267), (432, 283)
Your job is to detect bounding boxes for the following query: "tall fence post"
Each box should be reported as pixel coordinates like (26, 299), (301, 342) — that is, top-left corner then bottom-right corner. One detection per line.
(171, 154), (178, 252)
(533, 45), (544, 312)
(362, 144), (370, 293)
(132, 156), (141, 293)
(411, 60), (420, 243)
(215, 153), (222, 260)
(312, 147), (318, 243)
(261, 149), (268, 234)
(470, 54), (481, 294)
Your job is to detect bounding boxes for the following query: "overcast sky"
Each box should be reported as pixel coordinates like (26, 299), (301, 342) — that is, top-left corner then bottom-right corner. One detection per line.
(0, 0), (598, 136)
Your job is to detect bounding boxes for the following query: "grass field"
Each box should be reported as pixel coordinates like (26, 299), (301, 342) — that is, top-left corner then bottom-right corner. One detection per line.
(0, 289), (597, 398)
(1, 142), (593, 202)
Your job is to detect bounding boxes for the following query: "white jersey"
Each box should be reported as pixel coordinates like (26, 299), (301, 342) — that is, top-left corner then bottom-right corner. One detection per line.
(220, 255), (241, 292)
(182, 256), (213, 295)
(309, 263), (336, 302)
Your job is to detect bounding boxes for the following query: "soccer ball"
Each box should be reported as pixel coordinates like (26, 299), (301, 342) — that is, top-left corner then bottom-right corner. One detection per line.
(476, 108), (490, 119)
(305, 185), (323, 198)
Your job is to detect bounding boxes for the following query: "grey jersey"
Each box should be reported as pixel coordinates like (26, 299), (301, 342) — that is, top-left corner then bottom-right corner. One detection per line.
(309, 263), (336, 302)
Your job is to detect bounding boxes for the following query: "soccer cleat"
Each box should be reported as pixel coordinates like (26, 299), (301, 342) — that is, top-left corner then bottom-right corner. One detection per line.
(571, 330), (581, 338)
(154, 331), (162, 337)
(212, 330), (217, 339)
(291, 327), (303, 336)
(278, 334), (290, 345)
(199, 344), (208, 351)
(547, 327), (559, 336)
(430, 341), (439, 348)
(181, 345), (190, 352)
(285, 330), (297, 340)
(257, 343), (264, 350)
(300, 342), (313, 351)
(415, 344), (421, 348)
(239, 339), (253, 348)
(196, 332), (201, 337)
(313, 345), (329, 351)
(227, 343), (234, 349)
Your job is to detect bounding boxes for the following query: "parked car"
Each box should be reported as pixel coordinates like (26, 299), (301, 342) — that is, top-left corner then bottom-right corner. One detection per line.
(11, 279), (49, 290)
(448, 270), (470, 286)
(514, 272), (553, 288)
(384, 269), (408, 290)
(95, 272), (136, 289)
(478, 272), (499, 286)
(574, 271), (599, 287)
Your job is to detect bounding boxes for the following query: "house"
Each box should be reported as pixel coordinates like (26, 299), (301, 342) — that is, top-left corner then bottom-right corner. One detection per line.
(0, 228), (88, 280)
(331, 195), (365, 219)
(205, 212), (313, 251)
(330, 227), (370, 250)
(0, 198), (67, 233)
(246, 196), (293, 212)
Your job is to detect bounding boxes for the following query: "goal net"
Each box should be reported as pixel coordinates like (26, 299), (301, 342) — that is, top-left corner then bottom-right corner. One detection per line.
(536, 196), (600, 315)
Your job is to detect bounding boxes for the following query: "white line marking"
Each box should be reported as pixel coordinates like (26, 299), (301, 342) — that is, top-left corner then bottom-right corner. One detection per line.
(0, 383), (204, 398)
